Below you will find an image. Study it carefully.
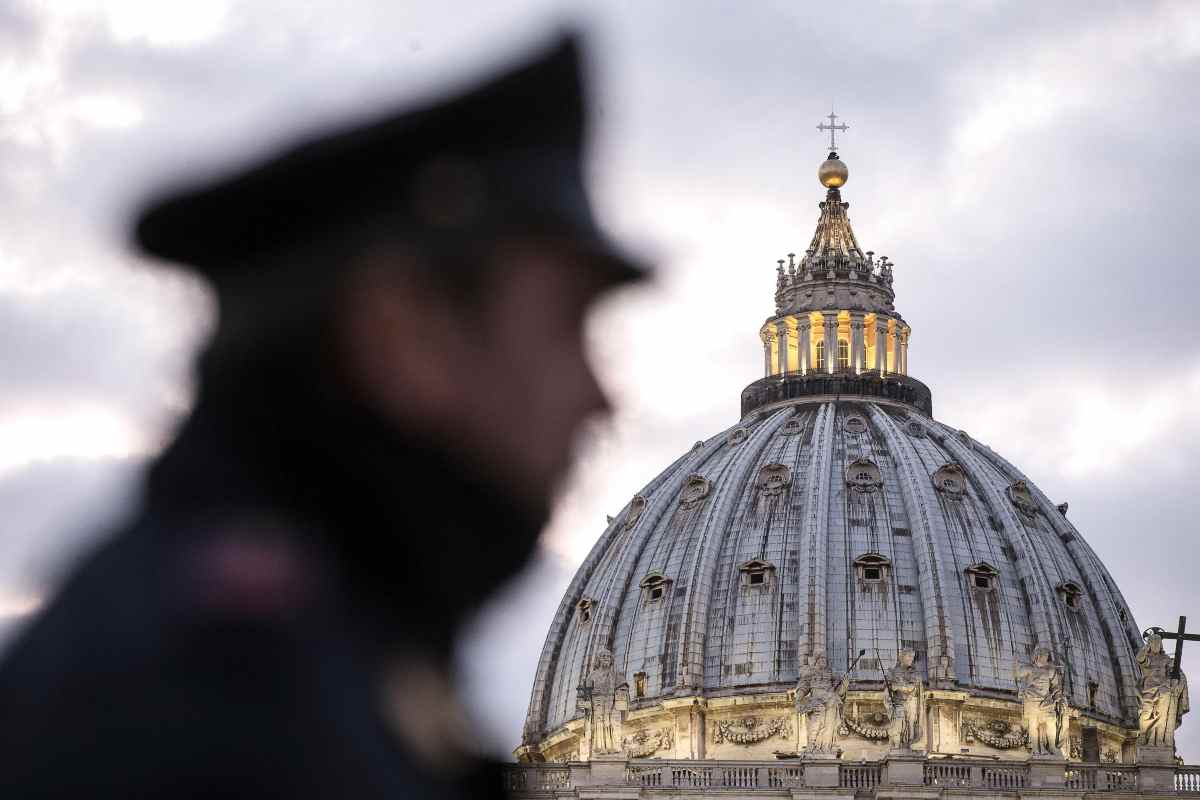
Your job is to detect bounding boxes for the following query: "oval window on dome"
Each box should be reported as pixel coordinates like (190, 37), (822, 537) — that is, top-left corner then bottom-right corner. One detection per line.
(905, 420), (926, 438)
(576, 597), (594, 624)
(843, 415), (868, 434)
(727, 427), (749, 446)
(932, 463), (966, 499)
(780, 417), (805, 436)
(623, 494), (647, 531)
(846, 458), (882, 493)
(679, 474), (712, 509)
(757, 463), (791, 497)
(1008, 480), (1038, 517)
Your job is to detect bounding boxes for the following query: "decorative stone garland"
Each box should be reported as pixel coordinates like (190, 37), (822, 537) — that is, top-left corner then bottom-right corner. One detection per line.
(623, 727), (673, 758)
(962, 718), (1028, 750)
(713, 716), (793, 745)
(843, 715), (891, 741)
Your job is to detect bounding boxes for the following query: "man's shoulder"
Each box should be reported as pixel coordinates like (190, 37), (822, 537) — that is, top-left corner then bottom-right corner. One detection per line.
(0, 511), (345, 700)
(0, 513), (416, 796)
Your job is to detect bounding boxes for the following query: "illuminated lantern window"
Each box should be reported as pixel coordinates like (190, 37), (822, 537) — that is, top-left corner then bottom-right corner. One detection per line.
(838, 339), (850, 369)
(815, 341), (826, 370)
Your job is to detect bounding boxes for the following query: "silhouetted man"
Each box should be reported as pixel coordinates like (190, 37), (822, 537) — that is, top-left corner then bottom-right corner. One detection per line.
(0, 33), (647, 798)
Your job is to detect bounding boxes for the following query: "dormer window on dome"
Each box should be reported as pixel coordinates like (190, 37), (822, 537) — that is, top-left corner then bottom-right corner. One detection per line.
(641, 571), (672, 603)
(623, 495), (647, 531)
(739, 559), (776, 587)
(854, 552), (891, 583)
(965, 562), (1000, 592)
(1057, 581), (1084, 610)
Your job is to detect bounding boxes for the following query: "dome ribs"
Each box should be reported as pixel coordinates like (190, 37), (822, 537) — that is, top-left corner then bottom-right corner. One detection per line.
(834, 404), (908, 685)
(524, 402), (1148, 761)
(868, 407), (958, 696)
(675, 409), (790, 695)
(798, 403), (836, 670)
(711, 411), (800, 689)
(936, 430), (1056, 692)
(535, 437), (718, 739)
(969, 443), (1142, 728)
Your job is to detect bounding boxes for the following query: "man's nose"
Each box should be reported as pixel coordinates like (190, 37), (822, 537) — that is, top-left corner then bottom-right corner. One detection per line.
(582, 362), (612, 419)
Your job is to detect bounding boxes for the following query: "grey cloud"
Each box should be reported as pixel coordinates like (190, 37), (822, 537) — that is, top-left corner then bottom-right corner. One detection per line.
(0, 457), (141, 599)
(2, 0), (1198, 763)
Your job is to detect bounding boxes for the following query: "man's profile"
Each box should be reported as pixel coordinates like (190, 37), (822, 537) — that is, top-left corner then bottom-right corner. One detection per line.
(0, 32), (647, 798)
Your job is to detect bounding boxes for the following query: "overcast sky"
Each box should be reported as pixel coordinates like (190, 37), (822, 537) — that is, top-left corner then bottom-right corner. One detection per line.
(2, 0), (1198, 763)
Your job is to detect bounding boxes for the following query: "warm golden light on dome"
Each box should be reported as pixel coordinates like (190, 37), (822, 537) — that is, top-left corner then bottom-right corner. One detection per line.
(818, 154), (848, 188)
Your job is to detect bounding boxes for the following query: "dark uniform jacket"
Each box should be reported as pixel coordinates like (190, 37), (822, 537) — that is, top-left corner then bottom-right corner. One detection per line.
(0, 377), (529, 799)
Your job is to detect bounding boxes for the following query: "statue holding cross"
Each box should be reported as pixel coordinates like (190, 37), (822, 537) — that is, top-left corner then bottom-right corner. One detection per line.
(1137, 616), (1193, 752)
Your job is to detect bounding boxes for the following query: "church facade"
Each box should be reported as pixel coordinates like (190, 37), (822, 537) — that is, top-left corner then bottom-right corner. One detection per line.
(506, 128), (1195, 798)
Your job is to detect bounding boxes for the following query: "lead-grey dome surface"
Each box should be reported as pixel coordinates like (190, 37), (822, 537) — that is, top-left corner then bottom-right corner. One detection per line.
(520, 399), (1143, 752)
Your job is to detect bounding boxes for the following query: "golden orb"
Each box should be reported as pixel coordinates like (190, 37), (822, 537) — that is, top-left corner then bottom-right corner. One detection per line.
(818, 156), (848, 188)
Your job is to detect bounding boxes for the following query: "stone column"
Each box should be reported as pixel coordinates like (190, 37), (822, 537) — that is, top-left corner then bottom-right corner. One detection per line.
(798, 319), (811, 375)
(776, 320), (790, 376)
(875, 318), (888, 377)
(662, 697), (706, 759)
(899, 327), (909, 375)
(924, 690), (968, 755)
(761, 328), (776, 377)
(823, 313), (838, 374)
(850, 312), (866, 374)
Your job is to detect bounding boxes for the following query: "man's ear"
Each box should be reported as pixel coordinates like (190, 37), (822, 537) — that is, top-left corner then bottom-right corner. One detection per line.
(335, 250), (469, 428)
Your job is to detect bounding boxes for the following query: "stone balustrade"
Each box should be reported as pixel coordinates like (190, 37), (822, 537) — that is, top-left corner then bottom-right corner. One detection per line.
(502, 758), (1200, 797)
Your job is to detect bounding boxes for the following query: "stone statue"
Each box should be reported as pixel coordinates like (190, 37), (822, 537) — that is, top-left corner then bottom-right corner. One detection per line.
(795, 655), (848, 754)
(577, 648), (628, 756)
(885, 648), (925, 750)
(1015, 647), (1065, 757)
(1136, 634), (1189, 750)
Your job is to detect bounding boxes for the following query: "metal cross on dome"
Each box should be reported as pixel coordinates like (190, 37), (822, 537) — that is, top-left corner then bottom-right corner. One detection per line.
(1144, 615), (1200, 678)
(817, 107), (849, 152)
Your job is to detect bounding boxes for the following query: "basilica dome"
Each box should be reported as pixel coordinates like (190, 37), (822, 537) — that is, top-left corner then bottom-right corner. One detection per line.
(516, 147), (1147, 767)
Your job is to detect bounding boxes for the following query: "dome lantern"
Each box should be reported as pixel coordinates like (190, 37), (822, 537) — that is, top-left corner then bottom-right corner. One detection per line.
(515, 109), (1157, 773)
